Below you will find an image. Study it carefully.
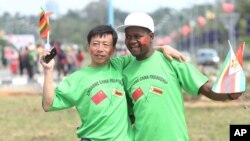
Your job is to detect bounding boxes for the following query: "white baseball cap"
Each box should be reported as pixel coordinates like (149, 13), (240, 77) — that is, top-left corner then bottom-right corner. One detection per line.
(117, 12), (155, 33)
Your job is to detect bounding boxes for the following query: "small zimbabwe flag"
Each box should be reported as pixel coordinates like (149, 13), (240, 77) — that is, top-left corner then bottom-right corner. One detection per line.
(39, 7), (50, 39)
(150, 86), (163, 95)
(212, 41), (246, 93)
(92, 90), (107, 105)
(112, 89), (123, 96)
(132, 87), (143, 101)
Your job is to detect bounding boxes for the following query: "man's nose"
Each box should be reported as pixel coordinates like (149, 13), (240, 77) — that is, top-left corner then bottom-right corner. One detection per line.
(128, 38), (138, 44)
(96, 44), (104, 51)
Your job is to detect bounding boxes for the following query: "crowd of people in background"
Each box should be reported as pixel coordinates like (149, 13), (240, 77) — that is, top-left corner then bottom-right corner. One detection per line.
(1, 41), (85, 82)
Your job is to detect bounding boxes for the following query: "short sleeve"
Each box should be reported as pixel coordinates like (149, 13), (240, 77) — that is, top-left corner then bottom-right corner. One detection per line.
(49, 77), (75, 111)
(171, 60), (208, 95)
(110, 55), (134, 70)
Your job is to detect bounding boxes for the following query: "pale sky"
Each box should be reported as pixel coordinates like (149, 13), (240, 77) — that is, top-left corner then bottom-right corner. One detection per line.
(0, 0), (216, 16)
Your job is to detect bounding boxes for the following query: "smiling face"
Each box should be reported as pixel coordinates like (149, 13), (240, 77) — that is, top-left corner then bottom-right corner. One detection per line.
(88, 34), (114, 67)
(125, 26), (154, 60)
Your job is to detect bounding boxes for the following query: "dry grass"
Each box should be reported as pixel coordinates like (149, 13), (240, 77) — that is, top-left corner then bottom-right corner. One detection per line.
(186, 105), (250, 141)
(0, 93), (250, 141)
(0, 95), (79, 141)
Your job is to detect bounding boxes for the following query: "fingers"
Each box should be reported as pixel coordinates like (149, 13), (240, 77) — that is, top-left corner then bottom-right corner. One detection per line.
(166, 55), (173, 61)
(166, 46), (187, 62)
(179, 54), (187, 62)
(172, 52), (186, 62)
(160, 45), (188, 62)
(228, 93), (243, 100)
(39, 51), (54, 68)
(40, 52), (48, 64)
(178, 56), (184, 62)
(164, 52), (182, 61)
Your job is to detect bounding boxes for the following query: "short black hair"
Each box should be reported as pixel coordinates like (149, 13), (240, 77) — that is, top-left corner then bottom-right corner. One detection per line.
(87, 25), (118, 47)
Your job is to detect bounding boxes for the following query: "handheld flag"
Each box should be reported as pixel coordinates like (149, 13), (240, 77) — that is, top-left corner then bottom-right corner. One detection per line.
(235, 42), (245, 67)
(212, 41), (246, 93)
(39, 7), (50, 39)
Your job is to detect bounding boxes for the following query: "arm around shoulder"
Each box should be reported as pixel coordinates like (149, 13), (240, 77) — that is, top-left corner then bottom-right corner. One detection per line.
(154, 45), (187, 62)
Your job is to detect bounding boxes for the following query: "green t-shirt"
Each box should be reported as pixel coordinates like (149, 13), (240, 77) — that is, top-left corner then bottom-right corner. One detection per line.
(122, 51), (208, 141)
(49, 62), (133, 141)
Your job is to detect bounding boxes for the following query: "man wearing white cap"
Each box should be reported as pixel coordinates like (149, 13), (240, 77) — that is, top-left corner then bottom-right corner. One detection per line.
(117, 12), (243, 141)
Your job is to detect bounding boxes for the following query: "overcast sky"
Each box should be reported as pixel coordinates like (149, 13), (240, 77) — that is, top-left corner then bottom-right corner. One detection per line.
(0, 0), (216, 16)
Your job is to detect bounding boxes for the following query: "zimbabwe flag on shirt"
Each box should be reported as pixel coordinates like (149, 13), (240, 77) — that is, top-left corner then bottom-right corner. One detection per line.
(92, 90), (107, 105)
(150, 86), (163, 95)
(112, 89), (123, 96)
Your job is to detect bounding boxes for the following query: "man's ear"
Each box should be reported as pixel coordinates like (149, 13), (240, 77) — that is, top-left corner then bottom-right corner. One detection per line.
(149, 32), (154, 40)
(109, 47), (116, 55)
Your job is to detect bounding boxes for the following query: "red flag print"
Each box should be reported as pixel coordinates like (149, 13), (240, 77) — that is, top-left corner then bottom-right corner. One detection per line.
(150, 86), (163, 95)
(112, 89), (123, 96)
(92, 90), (107, 105)
(139, 37), (148, 46)
(132, 87), (143, 101)
(235, 43), (245, 67)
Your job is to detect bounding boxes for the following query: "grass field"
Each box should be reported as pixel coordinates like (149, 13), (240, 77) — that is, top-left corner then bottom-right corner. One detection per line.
(1, 95), (250, 141)
(186, 102), (250, 141)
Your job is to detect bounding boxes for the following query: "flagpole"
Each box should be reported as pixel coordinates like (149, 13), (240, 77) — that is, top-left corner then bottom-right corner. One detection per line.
(47, 15), (50, 45)
(228, 40), (233, 50)
(45, 15), (51, 50)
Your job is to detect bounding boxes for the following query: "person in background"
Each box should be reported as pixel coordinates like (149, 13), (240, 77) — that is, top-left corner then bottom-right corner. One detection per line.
(53, 41), (68, 80)
(76, 49), (85, 69)
(116, 12), (243, 141)
(66, 46), (77, 73)
(9, 49), (19, 74)
(18, 47), (26, 75)
(21, 45), (36, 81)
(40, 25), (186, 141)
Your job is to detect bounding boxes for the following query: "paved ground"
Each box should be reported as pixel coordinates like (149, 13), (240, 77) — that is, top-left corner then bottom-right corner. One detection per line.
(0, 66), (59, 96)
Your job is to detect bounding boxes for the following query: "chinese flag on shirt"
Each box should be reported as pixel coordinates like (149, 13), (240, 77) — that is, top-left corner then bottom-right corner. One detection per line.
(92, 90), (107, 105)
(132, 87), (143, 101)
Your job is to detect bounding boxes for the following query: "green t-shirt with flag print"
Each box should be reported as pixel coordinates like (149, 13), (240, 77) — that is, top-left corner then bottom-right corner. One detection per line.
(122, 51), (208, 141)
(49, 63), (133, 141)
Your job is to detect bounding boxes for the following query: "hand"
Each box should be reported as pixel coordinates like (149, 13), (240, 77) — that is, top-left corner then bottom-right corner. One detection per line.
(154, 45), (187, 62)
(227, 93), (243, 100)
(40, 51), (55, 71)
(200, 82), (244, 101)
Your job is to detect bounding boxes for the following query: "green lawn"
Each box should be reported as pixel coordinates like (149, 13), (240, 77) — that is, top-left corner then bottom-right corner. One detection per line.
(1, 95), (250, 141)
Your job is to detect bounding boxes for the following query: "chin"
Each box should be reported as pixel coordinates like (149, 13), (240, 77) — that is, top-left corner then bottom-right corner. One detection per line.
(130, 51), (141, 57)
